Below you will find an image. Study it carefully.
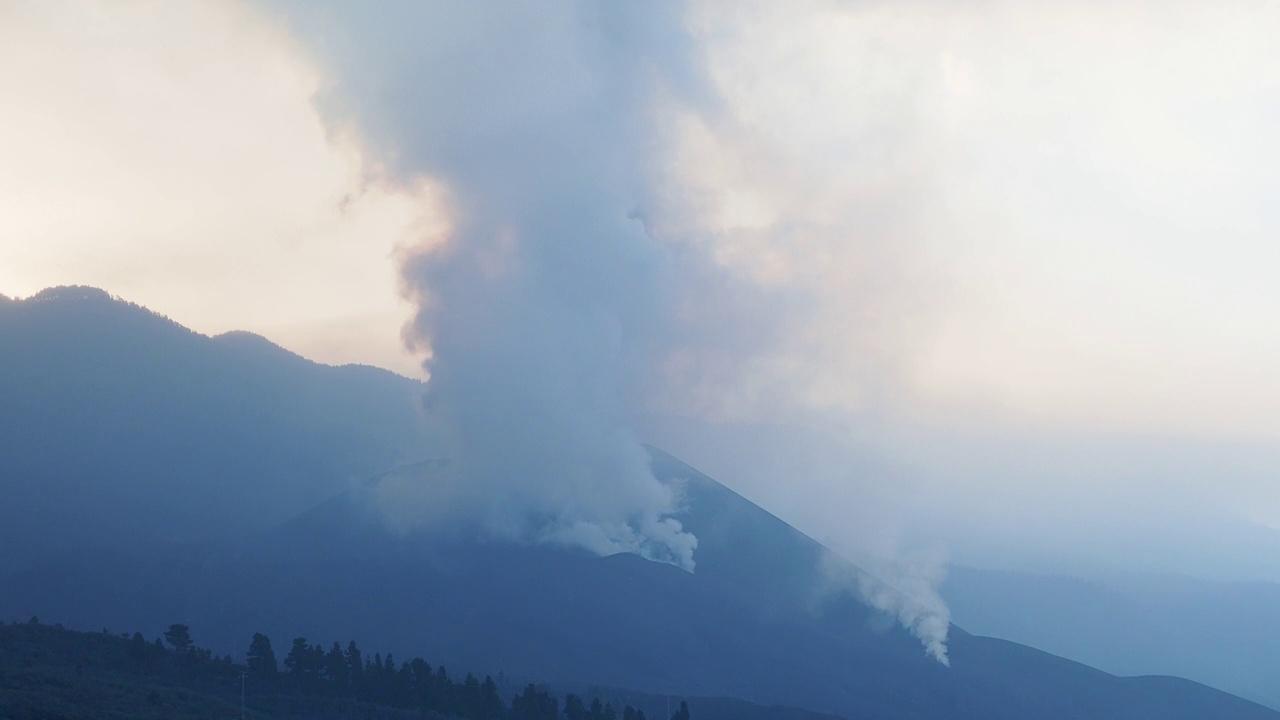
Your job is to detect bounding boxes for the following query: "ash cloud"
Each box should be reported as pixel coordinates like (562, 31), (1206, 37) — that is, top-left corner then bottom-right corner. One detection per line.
(270, 0), (952, 658)
(273, 1), (719, 569)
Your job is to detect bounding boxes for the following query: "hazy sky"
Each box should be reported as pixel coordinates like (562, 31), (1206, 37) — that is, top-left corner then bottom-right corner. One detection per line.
(0, 0), (442, 377)
(6, 0), (1280, 582)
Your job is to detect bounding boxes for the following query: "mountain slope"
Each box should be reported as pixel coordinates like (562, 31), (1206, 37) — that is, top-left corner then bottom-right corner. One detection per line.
(1, 289), (1275, 720)
(3, 456), (1274, 720)
(944, 565), (1280, 709)
(0, 286), (432, 568)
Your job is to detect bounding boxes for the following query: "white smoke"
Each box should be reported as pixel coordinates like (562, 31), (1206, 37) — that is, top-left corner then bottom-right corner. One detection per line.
(819, 548), (951, 665)
(272, 0), (954, 636)
(271, 1), (721, 569)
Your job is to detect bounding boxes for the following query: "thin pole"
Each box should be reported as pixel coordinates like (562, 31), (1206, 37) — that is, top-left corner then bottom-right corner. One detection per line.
(241, 671), (246, 720)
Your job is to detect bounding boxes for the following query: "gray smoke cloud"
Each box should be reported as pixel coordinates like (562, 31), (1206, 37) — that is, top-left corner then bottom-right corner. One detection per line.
(271, 1), (737, 570)
(268, 0), (951, 659)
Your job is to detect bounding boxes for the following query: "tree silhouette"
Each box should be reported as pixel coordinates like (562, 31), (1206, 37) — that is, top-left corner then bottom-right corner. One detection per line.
(565, 694), (588, 720)
(325, 641), (349, 687)
(511, 684), (558, 720)
(128, 633), (147, 664)
(0, 621), (698, 720)
(163, 623), (192, 653)
(479, 675), (503, 720)
(345, 639), (364, 692)
(246, 633), (277, 678)
(284, 637), (322, 683)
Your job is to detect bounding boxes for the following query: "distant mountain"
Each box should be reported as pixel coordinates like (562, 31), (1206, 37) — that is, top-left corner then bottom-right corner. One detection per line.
(1, 288), (1275, 719)
(943, 565), (1280, 710)
(0, 286), (433, 568)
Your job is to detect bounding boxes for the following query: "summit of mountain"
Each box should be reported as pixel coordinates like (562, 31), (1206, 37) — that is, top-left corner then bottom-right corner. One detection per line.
(0, 287), (432, 566)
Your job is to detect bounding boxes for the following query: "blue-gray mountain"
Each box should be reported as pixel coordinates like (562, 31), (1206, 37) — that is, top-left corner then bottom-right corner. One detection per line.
(0, 286), (432, 569)
(0, 288), (1273, 720)
(944, 566), (1280, 710)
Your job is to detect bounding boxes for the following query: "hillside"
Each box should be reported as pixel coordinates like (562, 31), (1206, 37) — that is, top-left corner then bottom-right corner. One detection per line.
(0, 618), (835, 720)
(3, 456), (1275, 720)
(1, 289), (1276, 720)
(0, 286), (433, 568)
(943, 566), (1280, 710)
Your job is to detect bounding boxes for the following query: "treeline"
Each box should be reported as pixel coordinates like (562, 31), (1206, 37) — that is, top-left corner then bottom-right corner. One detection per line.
(239, 627), (683, 720)
(2, 617), (689, 720)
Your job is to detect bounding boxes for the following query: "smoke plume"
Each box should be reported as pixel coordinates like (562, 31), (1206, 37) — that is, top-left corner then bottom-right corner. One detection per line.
(819, 548), (951, 665)
(272, 0), (952, 657)
(274, 1), (724, 569)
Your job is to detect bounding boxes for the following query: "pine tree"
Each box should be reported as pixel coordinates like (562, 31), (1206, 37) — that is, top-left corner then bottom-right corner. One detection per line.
(128, 632), (149, 669)
(310, 643), (326, 680)
(461, 673), (482, 718)
(565, 694), (588, 720)
(284, 637), (313, 680)
(435, 665), (452, 713)
(480, 675), (504, 720)
(246, 633), (278, 678)
(163, 623), (193, 653)
(511, 684), (558, 720)
(325, 641), (349, 688)
(345, 640), (364, 691)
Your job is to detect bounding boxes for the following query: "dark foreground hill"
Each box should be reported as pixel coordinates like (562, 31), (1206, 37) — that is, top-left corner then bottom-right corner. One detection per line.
(2, 618), (813, 720)
(0, 288), (1275, 720)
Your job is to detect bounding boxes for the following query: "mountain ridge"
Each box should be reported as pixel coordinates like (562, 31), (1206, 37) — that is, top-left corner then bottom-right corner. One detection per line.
(0, 286), (433, 567)
(0, 287), (1276, 720)
(944, 565), (1280, 709)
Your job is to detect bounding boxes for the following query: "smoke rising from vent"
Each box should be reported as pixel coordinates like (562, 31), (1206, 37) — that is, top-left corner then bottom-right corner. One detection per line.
(275, 1), (724, 569)
(819, 549), (951, 666)
(273, 0), (951, 657)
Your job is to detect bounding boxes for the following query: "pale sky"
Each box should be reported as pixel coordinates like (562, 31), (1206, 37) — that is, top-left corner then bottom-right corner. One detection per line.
(6, 0), (1280, 579)
(0, 0), (443, 377)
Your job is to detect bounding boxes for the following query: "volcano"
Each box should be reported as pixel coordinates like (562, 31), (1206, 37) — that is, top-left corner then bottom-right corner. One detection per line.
(0, 289), (1274, 720)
